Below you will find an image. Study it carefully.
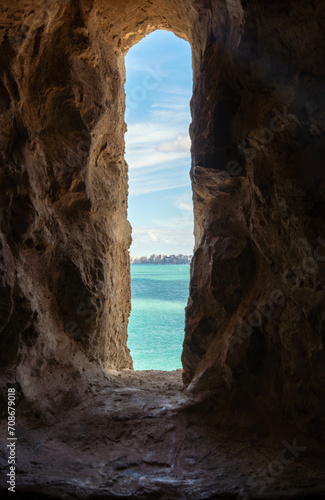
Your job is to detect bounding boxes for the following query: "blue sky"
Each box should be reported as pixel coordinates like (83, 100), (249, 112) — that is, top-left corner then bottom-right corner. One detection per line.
(125, 30), (194, 257)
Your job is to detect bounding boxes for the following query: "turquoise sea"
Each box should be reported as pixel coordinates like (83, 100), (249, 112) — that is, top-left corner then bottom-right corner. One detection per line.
(127, 264), (190, 371)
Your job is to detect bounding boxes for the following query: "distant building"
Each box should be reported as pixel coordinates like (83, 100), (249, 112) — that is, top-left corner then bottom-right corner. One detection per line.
(130, 254), (192, 264)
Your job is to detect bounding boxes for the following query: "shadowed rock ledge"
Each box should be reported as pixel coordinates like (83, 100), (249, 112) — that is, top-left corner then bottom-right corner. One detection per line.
(1, 370), (325, 499)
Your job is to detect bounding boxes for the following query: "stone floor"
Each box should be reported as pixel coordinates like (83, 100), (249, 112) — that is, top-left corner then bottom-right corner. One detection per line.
(0, 370), (324, 499)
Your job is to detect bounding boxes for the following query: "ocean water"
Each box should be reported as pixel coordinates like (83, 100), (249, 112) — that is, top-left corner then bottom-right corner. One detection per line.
(127, 264), (190, 371)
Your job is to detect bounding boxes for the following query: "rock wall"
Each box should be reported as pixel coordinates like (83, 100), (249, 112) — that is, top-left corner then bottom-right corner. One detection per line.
(0, 0), (324, 435)
(0, 0), (135, 408)
(183, 0), (325, 436)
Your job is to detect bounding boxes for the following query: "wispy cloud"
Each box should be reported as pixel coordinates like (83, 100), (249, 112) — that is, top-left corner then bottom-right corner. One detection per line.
(156, 134), (191, 153)
(151, 192), (194, 229)
(125, 29), (193, 254)
(126, 99), (191, 195)
(174, 192), (193, 213)
(126, 150), (189, 170)
(126, 124), (174, 146)
(128, 171), (190, 197)
(131, 226), (194, 256)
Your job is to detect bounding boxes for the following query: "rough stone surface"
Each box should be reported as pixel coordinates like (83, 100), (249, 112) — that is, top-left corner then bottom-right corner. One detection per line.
(1, 370), (325, 499)
(182, 0), (325, 443)
(0, 0), (325, 498)
(0, 0), (135, 387)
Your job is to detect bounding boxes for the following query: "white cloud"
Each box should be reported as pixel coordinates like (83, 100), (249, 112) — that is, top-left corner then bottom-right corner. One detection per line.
(125, 104), (191, 195)
(131, 226), (194, 256)
(125, 47), (192, 194)
(129, 181), (190, 197)
(174, 192), (193, 213)
(128, 165), (191, 196)
(125, 122), (190, 170)
(126, 149), (189, 170)
(126, 123), (174, 146)
(156, 134), (191, 153)
(152, 202), (194, 230)
(159, 86), (192, 97)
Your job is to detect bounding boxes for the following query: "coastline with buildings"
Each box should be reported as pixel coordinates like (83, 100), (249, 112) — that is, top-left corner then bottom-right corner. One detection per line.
(131, 254), (192, 265)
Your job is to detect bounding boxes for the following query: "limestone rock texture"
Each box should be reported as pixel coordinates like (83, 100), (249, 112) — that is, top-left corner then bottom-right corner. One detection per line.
(0, 0), (325, 498)
(183, 0), (325, 438)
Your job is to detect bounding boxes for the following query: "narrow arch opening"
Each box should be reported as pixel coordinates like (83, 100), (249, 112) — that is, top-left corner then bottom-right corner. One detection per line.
(125, 30), (194, 371)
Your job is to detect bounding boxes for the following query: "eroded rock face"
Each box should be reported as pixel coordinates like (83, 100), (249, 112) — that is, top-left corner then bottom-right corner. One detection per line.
(183, 0), (325, 438)
(0, 0), (135, 405)
(0, 0), (324, 441)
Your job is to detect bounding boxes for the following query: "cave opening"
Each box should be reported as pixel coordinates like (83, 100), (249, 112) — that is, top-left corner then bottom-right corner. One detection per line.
(124, 30), (194, 370)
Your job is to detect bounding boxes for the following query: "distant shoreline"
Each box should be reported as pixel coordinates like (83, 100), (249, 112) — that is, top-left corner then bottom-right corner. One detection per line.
(131, 262), (191, 265)
(131, 254), (192, 265)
